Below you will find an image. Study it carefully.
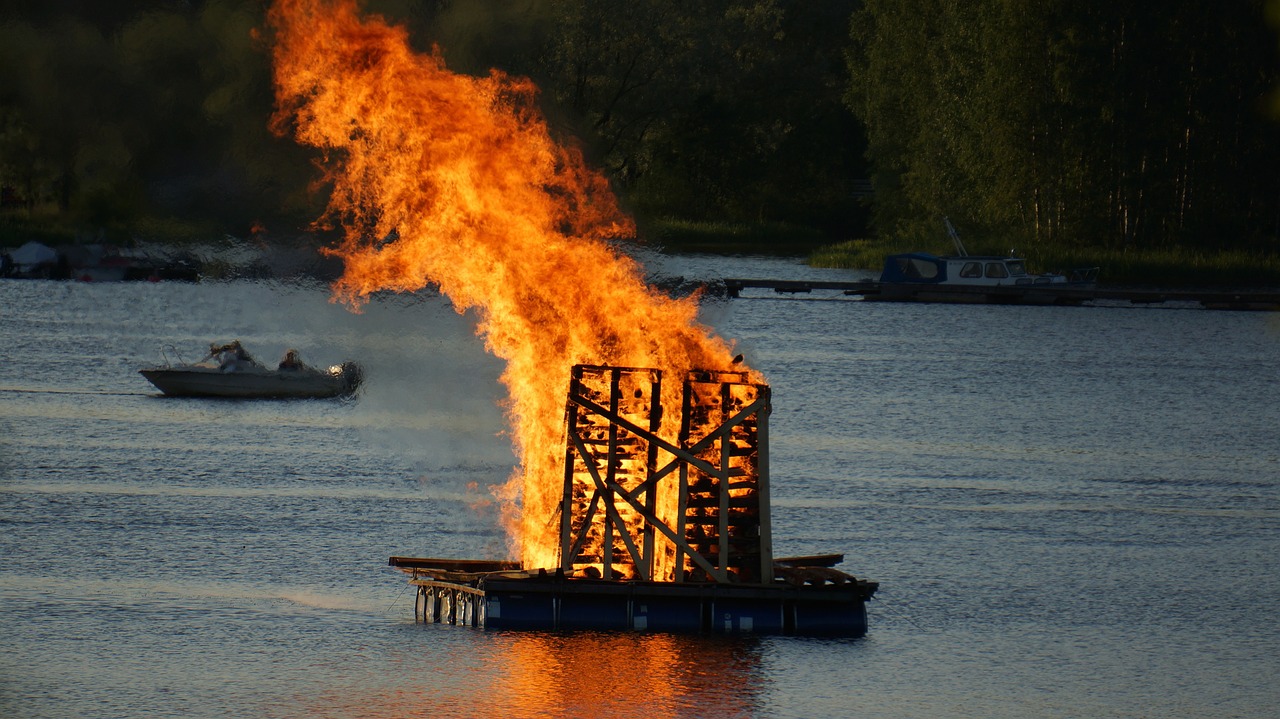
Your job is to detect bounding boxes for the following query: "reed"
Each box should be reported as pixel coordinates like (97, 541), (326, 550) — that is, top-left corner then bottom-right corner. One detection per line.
(640, 218), (827, 255)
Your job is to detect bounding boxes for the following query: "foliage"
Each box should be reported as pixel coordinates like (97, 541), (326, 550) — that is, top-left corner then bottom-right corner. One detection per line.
(809, 237), (908, 271)
(641, 217), (827, 254)
(0, 0), (868, 250)
(534, 0), (868, 241)
(847, 0), (1280, 259)
(0, 0), (323, 240)
(2, 0), (1279, 278)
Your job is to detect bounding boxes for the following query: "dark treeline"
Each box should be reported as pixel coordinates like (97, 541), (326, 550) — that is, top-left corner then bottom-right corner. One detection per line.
(0, 0), (318, 239)
(850, 0), (1280, 258)
(0, 0), (862, 245)
(534, 1), (862, 238)
(0, 0), (1277, 259)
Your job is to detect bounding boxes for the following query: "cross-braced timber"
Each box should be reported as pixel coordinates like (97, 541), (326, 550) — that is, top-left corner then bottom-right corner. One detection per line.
(387, 364), (878, 635)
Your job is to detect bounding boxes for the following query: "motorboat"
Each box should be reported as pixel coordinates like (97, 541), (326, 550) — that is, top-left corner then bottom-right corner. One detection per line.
(879, 218), (1099, 288)
(879, 252), (1099, 287)
(139, 341), (362, 399)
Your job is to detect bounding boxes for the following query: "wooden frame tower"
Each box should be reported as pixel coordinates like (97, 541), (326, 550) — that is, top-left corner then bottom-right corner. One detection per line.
(559, 364), (773, 584)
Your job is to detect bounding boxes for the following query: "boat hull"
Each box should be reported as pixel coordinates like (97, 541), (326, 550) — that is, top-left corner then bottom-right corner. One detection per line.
(866, 282), (1091, 305)
(139, 365), (359, 398)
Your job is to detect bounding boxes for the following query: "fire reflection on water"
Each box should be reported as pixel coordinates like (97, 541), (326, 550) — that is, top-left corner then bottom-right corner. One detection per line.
(296, 632), (764, 718)
(495, 632), (763, 717)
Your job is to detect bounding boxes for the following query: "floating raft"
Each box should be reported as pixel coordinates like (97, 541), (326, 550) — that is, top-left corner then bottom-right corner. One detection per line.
(724, 278), (1280, 310)
(390, 555), (879, 635)
(389, 365), (878, 637)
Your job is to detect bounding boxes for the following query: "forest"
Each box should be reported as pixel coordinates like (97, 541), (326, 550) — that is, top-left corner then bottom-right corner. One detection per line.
(1, 0), (1278, 277)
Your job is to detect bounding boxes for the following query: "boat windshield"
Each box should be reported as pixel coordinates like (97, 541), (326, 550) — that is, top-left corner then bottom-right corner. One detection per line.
(1005, 260), (1027, 276)
(897, 256), (940, 279)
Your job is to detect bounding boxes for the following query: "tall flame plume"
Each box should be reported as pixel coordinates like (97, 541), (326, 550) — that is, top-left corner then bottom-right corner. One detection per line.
(268, 0), (756, 568)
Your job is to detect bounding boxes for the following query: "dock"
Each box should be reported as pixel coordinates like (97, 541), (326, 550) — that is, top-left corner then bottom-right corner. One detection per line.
(723, 278), (1280, 310)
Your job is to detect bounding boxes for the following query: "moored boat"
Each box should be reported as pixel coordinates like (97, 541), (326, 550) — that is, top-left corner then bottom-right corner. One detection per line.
(879, 251), (1099, 287)
(865, 218), (1099, 304)
(139, 341), (362, 398)
(879, 218), (1099, 289)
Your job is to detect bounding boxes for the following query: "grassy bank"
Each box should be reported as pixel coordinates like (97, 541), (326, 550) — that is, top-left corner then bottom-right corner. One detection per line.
(11, 208), (1280, 289)
(1, 210), (224, 249)
(809, 237), (1280, 288)
(4, 211), (830, 255)
(0, 211), (81, 248)
(638, 217), (830, 255)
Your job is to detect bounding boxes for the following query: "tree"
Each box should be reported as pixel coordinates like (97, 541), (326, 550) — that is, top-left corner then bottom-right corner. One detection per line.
(0, 1), (327, 235)
(538, 0), (867, 236)
(848, 0), (1280, 256)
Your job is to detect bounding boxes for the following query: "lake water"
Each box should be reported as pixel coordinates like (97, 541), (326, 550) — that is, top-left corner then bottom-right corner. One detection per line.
(2, 253), (1278, 718)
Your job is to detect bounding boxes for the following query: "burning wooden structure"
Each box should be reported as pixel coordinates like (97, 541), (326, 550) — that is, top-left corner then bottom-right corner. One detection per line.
(391, 364), (877, 635)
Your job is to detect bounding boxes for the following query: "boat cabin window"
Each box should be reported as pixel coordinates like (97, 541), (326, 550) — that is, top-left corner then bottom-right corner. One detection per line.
(985, 262), (1009, 278)
(893, 256), (940, 280)
(960, 262), (983, 278)
(1005, 260), (1027, 276)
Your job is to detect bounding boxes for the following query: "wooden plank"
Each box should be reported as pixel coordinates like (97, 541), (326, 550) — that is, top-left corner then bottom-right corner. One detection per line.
(388, 556), (519, 572)
(774, 553), (844, 568)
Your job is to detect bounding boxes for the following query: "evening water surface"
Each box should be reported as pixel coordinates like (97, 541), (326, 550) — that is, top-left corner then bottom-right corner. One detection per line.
(2, 253), (1278, 718)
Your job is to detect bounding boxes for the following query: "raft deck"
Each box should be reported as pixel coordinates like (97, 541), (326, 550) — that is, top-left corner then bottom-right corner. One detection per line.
(389, 555), (879, 635)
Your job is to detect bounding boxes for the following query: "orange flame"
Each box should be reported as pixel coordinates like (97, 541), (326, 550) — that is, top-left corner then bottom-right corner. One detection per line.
(268, 0), (755, 568)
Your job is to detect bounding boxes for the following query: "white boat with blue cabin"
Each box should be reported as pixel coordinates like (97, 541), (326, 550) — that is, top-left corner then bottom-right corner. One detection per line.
(871, 219), (1098, 303)
(880, 218), (1098, 287)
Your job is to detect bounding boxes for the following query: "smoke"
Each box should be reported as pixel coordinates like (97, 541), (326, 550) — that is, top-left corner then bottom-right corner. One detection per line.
(277, 285), (512, 476)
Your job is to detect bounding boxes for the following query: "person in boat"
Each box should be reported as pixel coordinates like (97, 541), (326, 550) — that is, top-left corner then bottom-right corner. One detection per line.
(216, 340), (252, 372)
(278, 349), (303, 371)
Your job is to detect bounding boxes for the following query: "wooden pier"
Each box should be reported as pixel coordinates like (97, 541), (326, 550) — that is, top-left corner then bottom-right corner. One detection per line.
(723, 278), (1280, 310)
